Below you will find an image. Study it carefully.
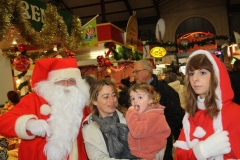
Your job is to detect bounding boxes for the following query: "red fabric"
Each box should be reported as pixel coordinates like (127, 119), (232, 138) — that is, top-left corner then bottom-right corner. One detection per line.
(0, 92), (88, 160)
(32, 58), (78, 87)
(77, 106), (91, 160)
(0, 93), (49, 160)
(174, 52), (240, 160)
(126, 104), (171, 159)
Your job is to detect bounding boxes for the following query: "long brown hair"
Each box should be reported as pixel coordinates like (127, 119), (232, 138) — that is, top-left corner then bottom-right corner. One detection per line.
(185, 54), (219, 118)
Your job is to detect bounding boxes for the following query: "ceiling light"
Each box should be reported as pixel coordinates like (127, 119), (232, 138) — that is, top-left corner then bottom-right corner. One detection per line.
(12, 38), (17, 45)
(53, 45), (58, 51)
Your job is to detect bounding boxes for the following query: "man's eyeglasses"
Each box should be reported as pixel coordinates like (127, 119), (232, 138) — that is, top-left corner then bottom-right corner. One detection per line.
(132, 69), (147, 74)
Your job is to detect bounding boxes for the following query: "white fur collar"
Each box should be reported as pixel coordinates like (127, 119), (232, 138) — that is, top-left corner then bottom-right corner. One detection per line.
(197, 96), (205, 110)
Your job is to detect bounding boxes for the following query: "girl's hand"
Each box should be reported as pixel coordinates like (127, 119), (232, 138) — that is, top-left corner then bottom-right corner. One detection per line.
(128, 106), (135, 110)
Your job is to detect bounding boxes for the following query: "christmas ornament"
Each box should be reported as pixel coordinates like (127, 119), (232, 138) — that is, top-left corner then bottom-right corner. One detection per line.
(66, 51), (75, 58)
(18, 44), (26, 52)
(106, 68), (111, 74)
(13, 55), (30, 72)
(104, 58), (111, 66)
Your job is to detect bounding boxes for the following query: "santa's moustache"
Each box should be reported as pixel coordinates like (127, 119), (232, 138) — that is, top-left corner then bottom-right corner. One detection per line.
(34, 79), (89, 160)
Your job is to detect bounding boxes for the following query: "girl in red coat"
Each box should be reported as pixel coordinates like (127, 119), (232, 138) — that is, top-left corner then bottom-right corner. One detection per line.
(174, 50), (240, 159)
(126, 83), (170, 160)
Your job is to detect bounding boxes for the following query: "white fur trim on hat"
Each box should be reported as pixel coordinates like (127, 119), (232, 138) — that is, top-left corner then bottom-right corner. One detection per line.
(193, 126), (206, 138)
(15, 114), (37, 139)
(40, 104), (51, 115)
(48, 68), (81, 81)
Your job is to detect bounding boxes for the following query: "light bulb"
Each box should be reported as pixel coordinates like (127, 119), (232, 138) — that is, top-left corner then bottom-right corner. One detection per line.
(12, 38), (17, 45)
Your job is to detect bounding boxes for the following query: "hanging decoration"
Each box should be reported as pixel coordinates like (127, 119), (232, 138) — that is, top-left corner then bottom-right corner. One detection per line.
(97, 55), (105, 67)
(144, 34), (232, 52)
(66, 51), (75, 58)
(109, 66), (124, 72)
(0, 1), (82, 60)
(17, 44), (26, 53)
(13, 55), (30, 72)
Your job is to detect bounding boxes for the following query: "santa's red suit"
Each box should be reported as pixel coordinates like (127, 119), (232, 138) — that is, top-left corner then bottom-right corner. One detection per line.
(174, 50), (240, 159)
(0, 58), (89, 160)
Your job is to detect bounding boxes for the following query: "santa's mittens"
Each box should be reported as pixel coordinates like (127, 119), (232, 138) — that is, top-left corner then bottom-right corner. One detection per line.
(193, 130), (231, 159)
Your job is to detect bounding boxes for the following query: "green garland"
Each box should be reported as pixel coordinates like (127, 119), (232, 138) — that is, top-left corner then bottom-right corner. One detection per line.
(17, 71), (27, 79)
(144, 35), (233, 51)
(17, 80), (28, 90)
(1, 0), (83, 60)
(104, 42), (143, 61)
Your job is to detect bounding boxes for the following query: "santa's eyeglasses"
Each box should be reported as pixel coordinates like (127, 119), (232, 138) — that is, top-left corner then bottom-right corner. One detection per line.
(54, 78), (76, 86)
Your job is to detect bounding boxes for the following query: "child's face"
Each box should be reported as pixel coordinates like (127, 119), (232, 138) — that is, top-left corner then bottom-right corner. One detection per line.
(189, 68), (211, 98)
(130, 89), (153, 113)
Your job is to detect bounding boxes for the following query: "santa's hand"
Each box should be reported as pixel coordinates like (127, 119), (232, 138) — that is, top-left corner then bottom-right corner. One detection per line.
(193, 130), (231, 159)
(26, 119), (51, 137)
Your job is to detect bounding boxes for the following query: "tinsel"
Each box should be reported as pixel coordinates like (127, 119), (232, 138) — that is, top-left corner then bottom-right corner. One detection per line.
(0, 0), (14, 42)
(0, 0), (82, 60)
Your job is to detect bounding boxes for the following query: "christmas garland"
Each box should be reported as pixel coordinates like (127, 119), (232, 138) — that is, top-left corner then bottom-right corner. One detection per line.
(144, 35), (233, 51)
(0, 0), (82, 60)
(104, 42), (143, 61)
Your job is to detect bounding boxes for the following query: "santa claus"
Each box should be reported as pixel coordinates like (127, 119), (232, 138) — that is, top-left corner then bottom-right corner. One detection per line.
(0, 58), (90, 160)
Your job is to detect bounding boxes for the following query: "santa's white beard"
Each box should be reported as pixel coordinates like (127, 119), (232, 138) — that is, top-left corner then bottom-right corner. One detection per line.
(34, 79), (89, 160)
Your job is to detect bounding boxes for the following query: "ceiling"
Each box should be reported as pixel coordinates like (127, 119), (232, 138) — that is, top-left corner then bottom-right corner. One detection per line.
(40, 0), (165, 30)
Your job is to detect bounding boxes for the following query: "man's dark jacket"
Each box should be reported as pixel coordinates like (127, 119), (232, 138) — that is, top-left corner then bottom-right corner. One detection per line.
(230, 70), (240, 105)
(150, 74), (184, 136)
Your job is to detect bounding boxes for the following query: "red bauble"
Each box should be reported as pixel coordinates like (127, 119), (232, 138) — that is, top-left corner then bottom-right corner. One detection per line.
(18, 44), (26, 52)
(66, 51), (75, 58)
(99, 58), (105, 66)
(13, 55), (30, 72)
(104, 59), (111, 66)
(97, 56), (102, 62)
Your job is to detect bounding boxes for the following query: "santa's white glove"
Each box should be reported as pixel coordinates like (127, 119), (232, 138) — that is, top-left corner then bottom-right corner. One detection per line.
(193, 130), (231, 160)
(26, 119), (51, 137)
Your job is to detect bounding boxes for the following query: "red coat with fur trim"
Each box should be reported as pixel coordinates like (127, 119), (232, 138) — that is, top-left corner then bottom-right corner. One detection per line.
(0, 92), (81, 160)
(174, 50), (240, 160)
(126, 104), (171, 159)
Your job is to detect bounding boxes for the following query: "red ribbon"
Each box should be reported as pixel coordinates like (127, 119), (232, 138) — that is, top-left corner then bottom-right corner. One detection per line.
(105, 42), (116, 57)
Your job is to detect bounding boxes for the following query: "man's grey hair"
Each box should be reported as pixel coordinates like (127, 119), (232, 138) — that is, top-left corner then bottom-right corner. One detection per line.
(135, 60), (153, 74)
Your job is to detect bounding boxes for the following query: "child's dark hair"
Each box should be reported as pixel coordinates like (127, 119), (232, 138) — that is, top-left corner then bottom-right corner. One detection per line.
(128, 83), (160, 106)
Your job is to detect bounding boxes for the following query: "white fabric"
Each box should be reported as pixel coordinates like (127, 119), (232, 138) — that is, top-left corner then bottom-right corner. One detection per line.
(26, 119), (51, 137)
(193, 130), (231, 160)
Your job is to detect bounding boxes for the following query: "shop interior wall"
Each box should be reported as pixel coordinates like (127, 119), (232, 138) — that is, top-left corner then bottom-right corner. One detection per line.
(0, 53), (14, 105)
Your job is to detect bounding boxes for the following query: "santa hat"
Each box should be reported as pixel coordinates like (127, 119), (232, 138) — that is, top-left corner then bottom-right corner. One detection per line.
(31, 58), (81, 87)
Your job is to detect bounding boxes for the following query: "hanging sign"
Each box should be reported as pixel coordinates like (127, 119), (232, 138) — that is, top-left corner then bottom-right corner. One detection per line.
(125, 11), (138, 50)
(155, 18), (165, 41)
(22, 0), (72, 33)
(150, 47), (167, 58)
